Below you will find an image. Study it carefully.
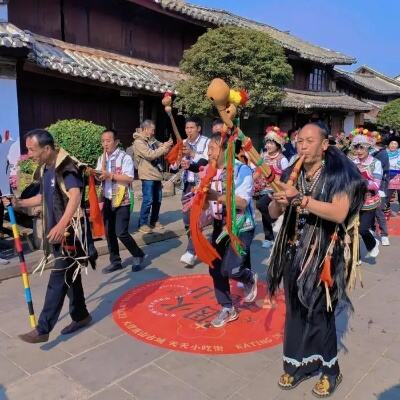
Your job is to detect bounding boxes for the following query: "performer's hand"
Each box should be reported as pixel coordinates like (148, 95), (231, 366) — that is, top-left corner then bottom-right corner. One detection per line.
(1, 197), (11, 207)
(47, 222), (67, 244)
(272, 182), (299, 206)
(182, 144), (194, 158)
(2, 196), (17, 208)
(99, 171), (112, 181)
(181, 159), (190, 170)
(164, 138), (173, 148)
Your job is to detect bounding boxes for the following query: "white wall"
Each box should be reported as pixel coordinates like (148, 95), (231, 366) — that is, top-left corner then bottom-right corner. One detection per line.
(343, 112), (355, 135)
(0, 76), (21, 176)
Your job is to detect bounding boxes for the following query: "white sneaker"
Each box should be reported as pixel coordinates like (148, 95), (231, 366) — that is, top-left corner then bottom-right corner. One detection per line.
(180, 251), (196, 266)
(0, 257), (9, 265)
(210, 307), (238, 328)
(243, 272), (258, 303)
(366, 239), (380, 258)
(381, 236), (390, 246)
(262, 240), (274, 249)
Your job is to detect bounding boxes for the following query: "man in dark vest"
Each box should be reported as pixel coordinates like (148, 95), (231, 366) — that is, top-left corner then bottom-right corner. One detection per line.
(13, 129), (93, 343)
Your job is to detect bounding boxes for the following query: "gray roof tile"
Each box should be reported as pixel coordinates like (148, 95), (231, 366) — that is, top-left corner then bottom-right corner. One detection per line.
(335, 68), (400, 95)
(282, 89), (372, 111)
(28, 34), (183, 93)
(154, 0), (355, 65)
(0, 22), (31, 48)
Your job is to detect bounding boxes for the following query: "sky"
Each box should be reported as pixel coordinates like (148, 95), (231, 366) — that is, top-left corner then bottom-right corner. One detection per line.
(193, 0), (399, 77)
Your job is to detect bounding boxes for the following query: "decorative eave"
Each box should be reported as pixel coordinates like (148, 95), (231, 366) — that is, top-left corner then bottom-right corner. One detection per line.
(281, 89), (372, 112)
(27, 34), (185, 94)
(147, 0), (355, 65)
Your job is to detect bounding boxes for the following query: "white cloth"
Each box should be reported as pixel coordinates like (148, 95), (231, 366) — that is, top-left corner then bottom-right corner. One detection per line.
(185, 135), (209, 183)
(96, 148), (134, 200)
(280, 157), (289, 170)
(209, 161), (255, 231)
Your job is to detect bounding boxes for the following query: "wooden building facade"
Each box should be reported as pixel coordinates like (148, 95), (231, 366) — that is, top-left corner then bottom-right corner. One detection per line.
(335, 65), (400, 129)
(0, 0), (372, 157)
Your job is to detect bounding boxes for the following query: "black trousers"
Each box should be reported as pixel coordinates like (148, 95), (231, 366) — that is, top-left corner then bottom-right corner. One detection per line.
(371, 199), (388, 237)
(103, 199), (144, 266)
(283, 246), (340, 377)
(209, 220), (254, 308)
(255, 194), (274, 241)
(359, 209), (377, 251)
(37, 244), (89, 335)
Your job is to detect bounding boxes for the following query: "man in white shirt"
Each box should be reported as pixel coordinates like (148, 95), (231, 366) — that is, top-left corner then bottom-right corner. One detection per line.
(174, 117), (210, 267)
(96, 130), (145, 273)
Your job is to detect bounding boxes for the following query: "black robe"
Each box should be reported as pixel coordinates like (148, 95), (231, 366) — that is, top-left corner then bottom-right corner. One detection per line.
(267, 146), (366, 376)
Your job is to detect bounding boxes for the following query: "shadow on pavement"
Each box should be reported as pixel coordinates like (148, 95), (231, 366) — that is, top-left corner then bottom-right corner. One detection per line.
(377, 385), (400, 399)
(0, 385), (9, 400)
(40, 237), (183, 350)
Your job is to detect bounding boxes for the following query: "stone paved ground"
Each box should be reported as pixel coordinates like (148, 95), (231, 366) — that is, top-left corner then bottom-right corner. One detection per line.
(0, 203), (400, 399)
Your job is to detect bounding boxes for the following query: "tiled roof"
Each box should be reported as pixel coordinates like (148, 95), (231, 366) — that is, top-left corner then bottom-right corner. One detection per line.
(362, 99), (387, 110)
(282, 89), (372, 112)
(153, 0), (355, 65)
(335, 68), (400, 95)
(0, 22), (31, 48)
(28, 34), (184, 94)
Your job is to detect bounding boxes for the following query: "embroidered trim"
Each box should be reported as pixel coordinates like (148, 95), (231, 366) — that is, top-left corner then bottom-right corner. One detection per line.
(283, 354), (338, 368)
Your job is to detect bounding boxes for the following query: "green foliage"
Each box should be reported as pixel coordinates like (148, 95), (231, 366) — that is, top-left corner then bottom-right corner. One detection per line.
(47, 119), (105, 166)
(174, 26), (293, 116)
(18, 157), (38, 175)
(377, 99), (400, 131)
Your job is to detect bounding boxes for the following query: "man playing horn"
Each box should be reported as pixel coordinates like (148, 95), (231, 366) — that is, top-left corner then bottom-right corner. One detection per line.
(267, 123), (365, 398)
(173, 117), (210, 267)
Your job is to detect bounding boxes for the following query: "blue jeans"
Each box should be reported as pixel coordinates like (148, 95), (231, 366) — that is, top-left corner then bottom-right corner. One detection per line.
(139, 180), (162, 227)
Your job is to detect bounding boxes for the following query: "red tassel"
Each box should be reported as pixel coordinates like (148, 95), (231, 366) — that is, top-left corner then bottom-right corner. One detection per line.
(88, 174), (105, 238)
(165, 141), (183, 165)
(320, 255), (334, 288)
(189, 164), (221, 267)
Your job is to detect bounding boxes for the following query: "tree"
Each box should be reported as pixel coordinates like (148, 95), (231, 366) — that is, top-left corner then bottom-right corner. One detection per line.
(377, 99), (400, 131)
(47, 119), (105, 166)
(174, 26), (293, 116)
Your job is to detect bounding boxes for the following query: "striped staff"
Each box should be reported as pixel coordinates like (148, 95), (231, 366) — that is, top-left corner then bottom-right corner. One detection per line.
(8, 205), (36, 328)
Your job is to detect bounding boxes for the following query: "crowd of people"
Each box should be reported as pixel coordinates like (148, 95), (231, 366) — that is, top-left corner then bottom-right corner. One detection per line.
(8, 118), (400, 398)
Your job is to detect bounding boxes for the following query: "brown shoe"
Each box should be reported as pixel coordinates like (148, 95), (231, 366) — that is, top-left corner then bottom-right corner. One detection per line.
(18, 329), (49, 344)
(61, 315), (92, 335)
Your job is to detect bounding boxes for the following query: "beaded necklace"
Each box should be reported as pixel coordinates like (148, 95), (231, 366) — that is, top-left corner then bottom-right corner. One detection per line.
(293, 165), (324, 244)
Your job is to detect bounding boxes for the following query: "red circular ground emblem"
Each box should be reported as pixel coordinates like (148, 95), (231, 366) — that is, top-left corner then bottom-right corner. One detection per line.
(113, 274), (285, 355)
